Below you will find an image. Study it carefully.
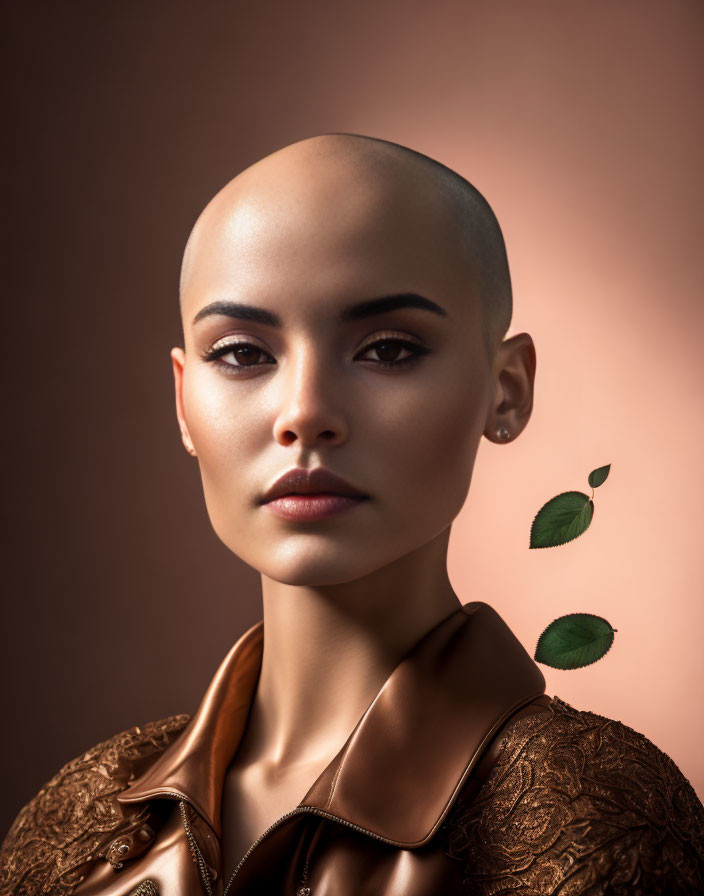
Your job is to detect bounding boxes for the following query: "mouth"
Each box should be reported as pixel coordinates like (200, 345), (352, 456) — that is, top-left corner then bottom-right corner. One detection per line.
(260, 467), (369, 503)
(260, 467), (370, 521)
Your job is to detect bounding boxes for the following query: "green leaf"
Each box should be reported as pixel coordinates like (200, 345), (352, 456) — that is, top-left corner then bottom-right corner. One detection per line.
(588, 464), (611, 489)
(534, 613), (616, 669)
(529, 491), (593, 548)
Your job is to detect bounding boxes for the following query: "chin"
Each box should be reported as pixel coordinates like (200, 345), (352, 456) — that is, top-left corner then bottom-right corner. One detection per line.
(247, 543), (391, 587)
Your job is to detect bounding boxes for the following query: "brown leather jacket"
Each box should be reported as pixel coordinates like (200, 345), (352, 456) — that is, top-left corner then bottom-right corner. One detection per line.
(2, 601), (704, 895)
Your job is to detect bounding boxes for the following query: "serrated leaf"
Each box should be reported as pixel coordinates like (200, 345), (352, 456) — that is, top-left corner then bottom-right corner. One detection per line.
(588, 464), (611, 489)
(529, 491), (593, 548)
(534, 613), (616, 669)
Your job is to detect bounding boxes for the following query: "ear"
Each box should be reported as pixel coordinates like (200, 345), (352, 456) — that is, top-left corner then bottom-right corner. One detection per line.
(484, 332), (536, 444)
(170, 347), (197, 457)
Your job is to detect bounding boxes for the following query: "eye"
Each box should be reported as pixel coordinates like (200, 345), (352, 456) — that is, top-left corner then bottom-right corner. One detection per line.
(356, 337), (430, 368)
(201, 335), (431, 375)
(202, 340), (275, 372)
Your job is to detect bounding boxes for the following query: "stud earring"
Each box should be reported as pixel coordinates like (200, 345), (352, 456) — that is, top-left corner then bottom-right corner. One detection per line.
(497, 426), (510, 441)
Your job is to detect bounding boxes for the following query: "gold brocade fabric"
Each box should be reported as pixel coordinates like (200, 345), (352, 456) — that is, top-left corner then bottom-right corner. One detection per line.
(2, 699), (703, 895)
(0, 715), (190, 896)
(440, 696), (704, 895)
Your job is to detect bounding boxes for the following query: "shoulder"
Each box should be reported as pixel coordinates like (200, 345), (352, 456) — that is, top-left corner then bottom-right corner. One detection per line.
(441, 695), (704, 895)
(0, 713), (190, 896)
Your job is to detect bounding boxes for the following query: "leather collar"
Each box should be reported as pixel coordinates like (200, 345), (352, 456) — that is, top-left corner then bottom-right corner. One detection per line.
(118, 601), (545, 847)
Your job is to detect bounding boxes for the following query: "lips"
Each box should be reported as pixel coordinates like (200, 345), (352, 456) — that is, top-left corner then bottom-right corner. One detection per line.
(260, 467), (369, 504)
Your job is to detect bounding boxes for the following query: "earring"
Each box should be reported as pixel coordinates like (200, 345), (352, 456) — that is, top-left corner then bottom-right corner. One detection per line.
(497, 426), (510, 441)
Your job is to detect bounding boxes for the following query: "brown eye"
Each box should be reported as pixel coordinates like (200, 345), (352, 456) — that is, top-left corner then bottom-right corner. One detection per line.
(202, 340), (276, 373)
(370, 340), (408, 363)
(230, 345), (264, 366)
(357, 337), (429, 368)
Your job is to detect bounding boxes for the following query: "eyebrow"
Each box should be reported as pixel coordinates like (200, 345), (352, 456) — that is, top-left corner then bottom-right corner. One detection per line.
(191, 293), (448, 328)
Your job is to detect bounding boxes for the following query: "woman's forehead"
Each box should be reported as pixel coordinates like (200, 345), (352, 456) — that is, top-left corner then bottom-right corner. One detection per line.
(180, 150), (478, 327)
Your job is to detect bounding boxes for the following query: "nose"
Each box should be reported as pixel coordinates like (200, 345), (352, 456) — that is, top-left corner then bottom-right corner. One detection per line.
(272, 343), (349, 448)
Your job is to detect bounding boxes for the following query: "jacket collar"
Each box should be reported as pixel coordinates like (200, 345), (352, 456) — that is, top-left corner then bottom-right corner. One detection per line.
(118, 601), (545, 847)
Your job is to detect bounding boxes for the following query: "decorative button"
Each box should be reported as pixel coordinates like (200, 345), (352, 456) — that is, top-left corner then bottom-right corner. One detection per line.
(297, 888), (311, 895)
(106, 836), (131, 869)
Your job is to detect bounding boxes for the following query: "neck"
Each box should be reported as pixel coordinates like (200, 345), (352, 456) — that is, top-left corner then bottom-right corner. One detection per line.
(238, 527), (462, 774)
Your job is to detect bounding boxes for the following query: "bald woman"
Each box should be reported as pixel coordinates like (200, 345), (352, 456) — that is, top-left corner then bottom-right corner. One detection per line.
(2, 134), (703, 895)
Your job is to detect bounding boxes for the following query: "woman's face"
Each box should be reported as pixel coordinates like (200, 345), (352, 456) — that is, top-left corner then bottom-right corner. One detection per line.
(172, 146), (497, 586)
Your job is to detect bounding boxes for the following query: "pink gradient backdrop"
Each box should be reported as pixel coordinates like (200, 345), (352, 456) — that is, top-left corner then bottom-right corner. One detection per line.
(313, 1), (704, 792)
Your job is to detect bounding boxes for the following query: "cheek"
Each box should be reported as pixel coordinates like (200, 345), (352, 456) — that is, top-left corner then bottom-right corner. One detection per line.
(185, 369), (246, 458)
(182, 368), (264, 531)
(371, 369), (485, 521)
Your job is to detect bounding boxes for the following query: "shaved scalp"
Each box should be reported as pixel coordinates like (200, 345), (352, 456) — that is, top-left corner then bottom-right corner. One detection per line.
(179, 133), (512, 362)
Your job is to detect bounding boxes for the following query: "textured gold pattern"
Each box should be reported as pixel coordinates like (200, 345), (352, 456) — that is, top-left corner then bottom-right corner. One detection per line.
(2, 699), (704, 894)
(441, 696), (704, 894)
(0, 715), (190, 896)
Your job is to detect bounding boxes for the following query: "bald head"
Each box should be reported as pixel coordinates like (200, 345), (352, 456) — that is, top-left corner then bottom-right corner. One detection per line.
(179, 133), (512, 362)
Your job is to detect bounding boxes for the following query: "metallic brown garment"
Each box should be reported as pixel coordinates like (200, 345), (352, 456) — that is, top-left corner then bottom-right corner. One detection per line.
(0, 715), (190, 895)
(2, 603), (703, 895)
(440, 696), (704, 895)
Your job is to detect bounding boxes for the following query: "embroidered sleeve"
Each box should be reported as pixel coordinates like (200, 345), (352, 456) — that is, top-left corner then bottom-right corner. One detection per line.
(441, 696), (704, 895)
(0, 714), (190, 896)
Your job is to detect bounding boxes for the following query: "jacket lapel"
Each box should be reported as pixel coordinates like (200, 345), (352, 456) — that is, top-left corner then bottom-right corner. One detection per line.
(118, 601), (545, 847)
(117, 617), (264, 833)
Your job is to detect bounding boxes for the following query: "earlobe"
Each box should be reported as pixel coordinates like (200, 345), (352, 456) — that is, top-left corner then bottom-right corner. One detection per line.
(484, 423), (513, 444)
(483, 333), (536, 444)
(170, 347), (197, 458)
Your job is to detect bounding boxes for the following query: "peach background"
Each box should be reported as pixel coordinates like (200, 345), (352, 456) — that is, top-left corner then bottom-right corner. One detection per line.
(2, 0), (702, 835)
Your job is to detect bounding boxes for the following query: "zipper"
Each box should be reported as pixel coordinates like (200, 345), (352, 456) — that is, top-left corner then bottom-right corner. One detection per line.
(130, 789), (216, 896)
(136, 789), (405, 896)
(179, 799), (215, 896)
(128, 882), (159, 896)
(222, 804), (402, 896)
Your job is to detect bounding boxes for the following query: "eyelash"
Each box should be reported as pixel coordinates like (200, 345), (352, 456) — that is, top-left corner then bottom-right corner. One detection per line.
(201, 336), (430, 374)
